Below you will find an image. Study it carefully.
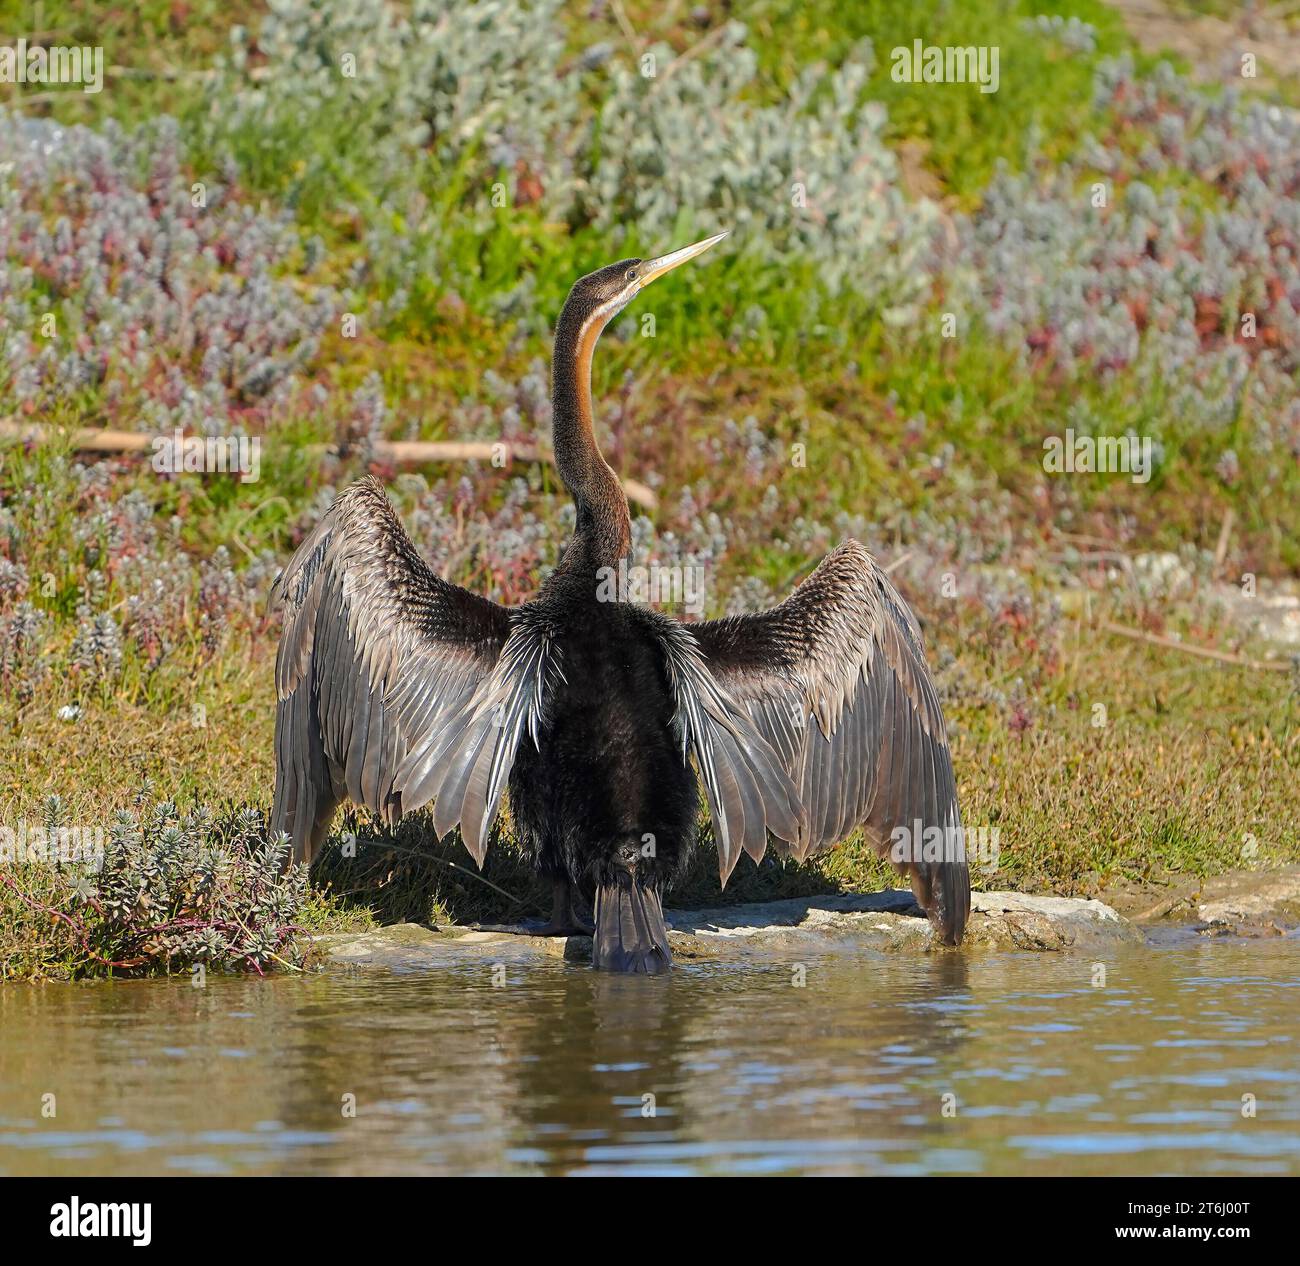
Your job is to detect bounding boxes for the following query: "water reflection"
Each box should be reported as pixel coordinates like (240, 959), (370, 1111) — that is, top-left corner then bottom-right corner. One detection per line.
(0, 940), (1295, 1175)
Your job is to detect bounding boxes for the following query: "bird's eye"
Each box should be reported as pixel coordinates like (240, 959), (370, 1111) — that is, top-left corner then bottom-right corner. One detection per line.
(625, 268), (638, 283)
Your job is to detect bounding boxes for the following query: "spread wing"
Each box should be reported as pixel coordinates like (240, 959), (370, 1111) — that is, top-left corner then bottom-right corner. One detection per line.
(269, 476), (557, 866)
(684, 541), (970, 945)
(652, 613), (803, 877)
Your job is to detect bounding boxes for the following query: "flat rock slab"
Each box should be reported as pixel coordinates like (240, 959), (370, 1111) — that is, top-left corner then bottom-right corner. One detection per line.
(1196, 867), (1300, 933)
(316, 889), (1142, 972)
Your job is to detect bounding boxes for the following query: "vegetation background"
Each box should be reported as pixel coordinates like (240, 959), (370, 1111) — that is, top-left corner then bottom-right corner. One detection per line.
(1, 0), (1297, 977)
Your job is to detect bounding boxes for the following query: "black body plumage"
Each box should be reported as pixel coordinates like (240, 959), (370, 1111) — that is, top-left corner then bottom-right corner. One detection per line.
(509, 580), (695, 971)
(509, 584), (698, 892)
(269, 241), (971, 972)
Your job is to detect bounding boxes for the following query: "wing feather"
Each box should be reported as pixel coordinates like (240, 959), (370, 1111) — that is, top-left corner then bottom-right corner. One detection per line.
(650, 615), (802, 872)
(269, 476), (554, 866)
(686, 540), (970, 945)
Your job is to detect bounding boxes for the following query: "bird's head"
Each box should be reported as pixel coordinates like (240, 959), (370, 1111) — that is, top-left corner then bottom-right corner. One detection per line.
(550, 230), (728, 547)
(560, 232), (728, 330)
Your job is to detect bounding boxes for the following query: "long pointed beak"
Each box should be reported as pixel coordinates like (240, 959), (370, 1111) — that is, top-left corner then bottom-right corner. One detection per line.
(638, 232), (728, 287)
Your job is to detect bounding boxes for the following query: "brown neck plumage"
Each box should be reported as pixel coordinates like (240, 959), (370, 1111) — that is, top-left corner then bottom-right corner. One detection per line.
(551, 294), (632, 570)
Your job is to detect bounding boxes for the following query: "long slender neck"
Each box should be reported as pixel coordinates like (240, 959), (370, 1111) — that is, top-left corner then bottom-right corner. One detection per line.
(551, 297), (632, 570)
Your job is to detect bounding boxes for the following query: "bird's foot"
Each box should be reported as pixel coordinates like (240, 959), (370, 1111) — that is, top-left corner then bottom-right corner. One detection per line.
(535, 875), (595, 937)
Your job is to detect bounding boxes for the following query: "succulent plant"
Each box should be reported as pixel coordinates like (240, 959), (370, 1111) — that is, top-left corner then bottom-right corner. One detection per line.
(0, 113), (340, 434)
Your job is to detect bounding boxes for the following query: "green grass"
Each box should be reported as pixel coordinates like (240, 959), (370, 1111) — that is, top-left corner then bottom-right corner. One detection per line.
(0, 0), (264, 124)
(741, 0), (1141, 205)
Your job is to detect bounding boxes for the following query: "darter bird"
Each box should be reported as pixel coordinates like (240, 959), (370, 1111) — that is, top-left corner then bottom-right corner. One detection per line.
(269, 233), (970, 973)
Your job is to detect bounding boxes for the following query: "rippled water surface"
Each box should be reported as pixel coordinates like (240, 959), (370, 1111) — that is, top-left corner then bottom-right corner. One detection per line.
(1, 938), (1297, 1175)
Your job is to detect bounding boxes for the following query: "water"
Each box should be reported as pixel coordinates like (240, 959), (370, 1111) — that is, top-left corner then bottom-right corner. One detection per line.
(1, 937), (1297, 1176)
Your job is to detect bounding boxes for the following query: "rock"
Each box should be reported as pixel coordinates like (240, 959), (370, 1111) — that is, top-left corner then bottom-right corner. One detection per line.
(968, 891), (1145, 949)
(668, 889), (1141, 954)
(1195, 867), (1300, 933)
(1113, 867), (1300, 936)
(1211, 577), (1300, 650)
(315, 888), (1142, 972)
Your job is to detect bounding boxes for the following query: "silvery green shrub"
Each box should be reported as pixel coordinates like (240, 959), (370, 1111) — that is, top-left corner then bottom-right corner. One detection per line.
(209, 3), (936, 321)
(218, 0), (578, 208)
(587, 26), (936, 317)
(86, 798), (309, 974)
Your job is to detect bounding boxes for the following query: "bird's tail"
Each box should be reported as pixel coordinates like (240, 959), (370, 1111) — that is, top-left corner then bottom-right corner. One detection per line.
(592, 876), (672, 974)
